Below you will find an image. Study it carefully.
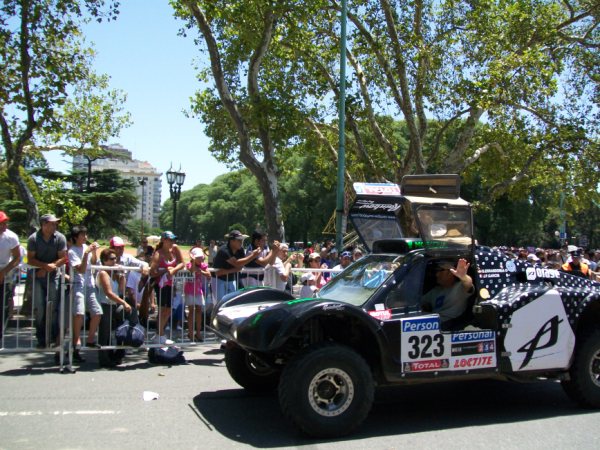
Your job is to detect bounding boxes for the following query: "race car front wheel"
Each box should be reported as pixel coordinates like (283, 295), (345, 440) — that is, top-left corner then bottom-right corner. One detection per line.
(562, 328), (600, 408)
(224, 344), (280, 392)
(278, 343), (374, 438)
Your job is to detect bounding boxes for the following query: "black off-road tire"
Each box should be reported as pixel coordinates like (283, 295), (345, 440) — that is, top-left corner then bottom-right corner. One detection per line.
(278, 343), (374, 438)
(562, 328), (600, 408)
(225, 344), (280, 392)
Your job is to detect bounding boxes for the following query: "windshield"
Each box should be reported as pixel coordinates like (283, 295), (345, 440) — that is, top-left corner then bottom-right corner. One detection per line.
(317, 254), (402, 306)
(415, 206), (472, 250)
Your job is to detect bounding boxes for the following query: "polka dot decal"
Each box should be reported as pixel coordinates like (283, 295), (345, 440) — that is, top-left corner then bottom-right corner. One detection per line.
(474, 248), (600, 331)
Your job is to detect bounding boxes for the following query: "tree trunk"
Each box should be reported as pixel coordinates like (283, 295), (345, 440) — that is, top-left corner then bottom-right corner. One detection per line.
(7, 162), (39, 234)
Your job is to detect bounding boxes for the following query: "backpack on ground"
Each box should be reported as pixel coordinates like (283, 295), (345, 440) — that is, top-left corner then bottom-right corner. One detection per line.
(148, 346), (186, 365)
(115, 306), (145, 348)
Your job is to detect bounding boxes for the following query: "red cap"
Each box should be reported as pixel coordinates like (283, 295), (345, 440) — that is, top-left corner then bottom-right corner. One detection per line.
(109, 236), (125, 247)
(0, 211), (9, 222)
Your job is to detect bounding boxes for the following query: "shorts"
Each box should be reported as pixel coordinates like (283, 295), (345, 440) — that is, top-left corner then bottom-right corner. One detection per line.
(73, 285), (103, 316)
(185, 292), (204, 307)
(155, 284), (174, 308)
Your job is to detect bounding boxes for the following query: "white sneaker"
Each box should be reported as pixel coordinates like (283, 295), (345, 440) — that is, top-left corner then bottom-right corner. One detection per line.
(154, 335), (174, 345)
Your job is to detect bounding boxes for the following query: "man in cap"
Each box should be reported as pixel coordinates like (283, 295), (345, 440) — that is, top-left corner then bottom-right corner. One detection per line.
(212, 230), (261, 301)
(109, 235), (150, 312)
(26, 213), (68, 348)
(421, 258), (474, 325)
(332, 250), (353, 273)
(561, 248), (590, 278)
(0, 211), (21, 339)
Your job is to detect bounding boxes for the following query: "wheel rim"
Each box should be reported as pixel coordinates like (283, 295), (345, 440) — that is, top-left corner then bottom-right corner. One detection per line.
(589, 347), (600, 388)
(308, 367), (354, 417)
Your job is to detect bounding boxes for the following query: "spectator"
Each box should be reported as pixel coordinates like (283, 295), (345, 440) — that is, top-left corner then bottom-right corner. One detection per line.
(526, 253), (542, 267)
(109, 235), (151, 313)
(68, 226), (102, 362)
(184, 247), (210, 342)
(243, 231), (278, 287)
(212, 230), (261, 301)
(307, 252), (328, 289)
(96, 248), (130, 367)
(136, 237), (154, 262)
(353, 247), (364, 262)
(299, 272), (317, 298)
(207, 239), (218, 266)
(561, 248), (591, 278)
(0, 211), (20, 340)
(264, 243), (295, 292)
(27, 214), (67, 349)
(149, 231), (185, 344)
(332, 250), (353, 272)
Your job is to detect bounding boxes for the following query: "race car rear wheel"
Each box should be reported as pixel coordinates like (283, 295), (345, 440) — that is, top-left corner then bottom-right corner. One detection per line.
(562, 328), (600, 408)
(224, 344), (280, 392)
(278, 343), (374, 438)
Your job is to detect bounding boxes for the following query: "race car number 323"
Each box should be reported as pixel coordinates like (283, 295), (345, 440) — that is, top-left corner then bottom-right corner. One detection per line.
(400, 316), (451, 373)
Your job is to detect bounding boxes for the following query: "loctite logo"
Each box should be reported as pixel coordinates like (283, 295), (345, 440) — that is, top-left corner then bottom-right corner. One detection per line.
(453, 356), (494, 368)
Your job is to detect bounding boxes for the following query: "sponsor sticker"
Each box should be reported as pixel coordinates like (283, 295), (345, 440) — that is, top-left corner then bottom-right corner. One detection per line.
(353, 182), (401, 196)
(368, 309), (392, 321)
(451, 341), (495, 356)
(526, 267), (561, 281)
(403, 359), (449, 373)
(452, 355), (495, 369)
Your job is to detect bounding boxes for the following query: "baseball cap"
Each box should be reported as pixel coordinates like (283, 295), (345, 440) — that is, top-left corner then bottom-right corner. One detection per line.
(109, 236), (125, 247)
(527, 254), (540, 262)
(161, 231), (177, 240)
(227, 230), (248, 241)
(40, 214), (60, 223)
(308, 252), (321, 260)
(300, 272), (315, 282)
(190, 248), (205, 259)
(341, 251), (352, 258)
(435, 260), (455, 270)
(0, 211), (9, 222)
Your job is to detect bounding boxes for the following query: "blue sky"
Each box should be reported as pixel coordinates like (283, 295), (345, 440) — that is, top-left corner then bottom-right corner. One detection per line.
(45, 0), (228, 203)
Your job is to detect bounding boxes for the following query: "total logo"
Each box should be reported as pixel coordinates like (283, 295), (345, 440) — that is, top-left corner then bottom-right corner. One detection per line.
(404, 359), (449, 372)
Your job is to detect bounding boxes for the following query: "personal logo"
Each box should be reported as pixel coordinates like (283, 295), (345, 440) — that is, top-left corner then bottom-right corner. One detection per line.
(517, 315), (563, 370)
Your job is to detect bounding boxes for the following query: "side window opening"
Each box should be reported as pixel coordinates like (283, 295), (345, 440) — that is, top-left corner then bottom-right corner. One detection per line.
(384, 262), (425, 311)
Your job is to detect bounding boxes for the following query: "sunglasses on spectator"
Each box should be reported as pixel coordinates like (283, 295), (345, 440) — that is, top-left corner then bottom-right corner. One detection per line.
(107, 256), (117, 261)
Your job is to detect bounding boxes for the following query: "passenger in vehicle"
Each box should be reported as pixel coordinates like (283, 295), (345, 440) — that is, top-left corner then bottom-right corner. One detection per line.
(421, 259), (474, 323)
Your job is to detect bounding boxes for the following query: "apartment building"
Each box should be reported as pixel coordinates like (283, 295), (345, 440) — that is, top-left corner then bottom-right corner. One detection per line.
(73, 144), (162, 228)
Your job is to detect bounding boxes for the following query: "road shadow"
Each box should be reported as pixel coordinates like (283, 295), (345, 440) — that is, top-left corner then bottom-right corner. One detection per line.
(192, 379), (593, 447)
(0, 344), (223, 375)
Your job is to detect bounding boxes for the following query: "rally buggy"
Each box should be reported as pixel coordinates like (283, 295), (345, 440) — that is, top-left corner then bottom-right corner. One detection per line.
(210, 175), (600, 438)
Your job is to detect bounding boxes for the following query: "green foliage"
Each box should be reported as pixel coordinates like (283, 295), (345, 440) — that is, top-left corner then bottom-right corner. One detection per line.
(67, 169), (138, 238)
(0, 0), (121, 230)
(36, 178), (88, 234)
(163, 160), (336, 245)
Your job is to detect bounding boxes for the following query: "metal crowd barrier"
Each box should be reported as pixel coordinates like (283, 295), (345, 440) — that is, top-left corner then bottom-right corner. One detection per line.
(1, 262), (341, 372)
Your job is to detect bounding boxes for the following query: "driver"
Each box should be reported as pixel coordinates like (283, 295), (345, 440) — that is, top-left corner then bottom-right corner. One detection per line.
(421, 259), (473, 323)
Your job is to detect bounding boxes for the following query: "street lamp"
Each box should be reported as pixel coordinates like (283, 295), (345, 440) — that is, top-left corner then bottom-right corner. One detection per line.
(166, 164), (185, 232)
(137, 176), (148, 239)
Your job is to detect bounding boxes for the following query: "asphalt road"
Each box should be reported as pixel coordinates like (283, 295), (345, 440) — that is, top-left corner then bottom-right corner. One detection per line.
(1, 343), (599, 449)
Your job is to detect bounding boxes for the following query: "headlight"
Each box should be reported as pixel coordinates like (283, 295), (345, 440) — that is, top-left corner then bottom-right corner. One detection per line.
(212, 317), (218, 328)
(233, 328), (238, 340)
